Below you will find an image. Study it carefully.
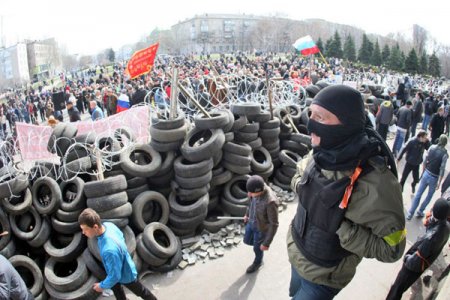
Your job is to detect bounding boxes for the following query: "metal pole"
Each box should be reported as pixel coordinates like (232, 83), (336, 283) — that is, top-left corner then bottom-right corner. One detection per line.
(169, 68), (178, 120)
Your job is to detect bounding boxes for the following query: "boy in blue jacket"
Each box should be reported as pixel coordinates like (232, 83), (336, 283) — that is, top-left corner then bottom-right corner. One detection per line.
(79, 208), (157, 300)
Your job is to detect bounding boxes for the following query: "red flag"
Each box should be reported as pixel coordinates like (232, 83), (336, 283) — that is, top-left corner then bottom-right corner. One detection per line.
(125, 43), (159, 79)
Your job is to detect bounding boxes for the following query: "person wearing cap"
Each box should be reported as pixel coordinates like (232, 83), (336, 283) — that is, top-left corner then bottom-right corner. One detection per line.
(386, 199), (449, 300)
(66, 96), (81, 122)
(1, 231), (34, 299)
(392, 101), (413, 158)
(243, 175), (279, 274)
(406, 134), (448, 220)
(376, 99), (394, 141)
(288, 85), (406, 299)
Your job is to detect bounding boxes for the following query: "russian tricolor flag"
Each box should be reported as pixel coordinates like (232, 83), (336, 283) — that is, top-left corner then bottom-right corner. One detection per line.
(116, 94), (130, 113)
(293, 35), (320, 56)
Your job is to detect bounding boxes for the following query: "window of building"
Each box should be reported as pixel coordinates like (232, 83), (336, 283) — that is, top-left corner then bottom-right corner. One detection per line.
(200, 20), (208, 33)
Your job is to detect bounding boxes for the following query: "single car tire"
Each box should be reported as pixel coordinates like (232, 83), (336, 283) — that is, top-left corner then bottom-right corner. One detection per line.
(181, 128), (225, 163)
(174, 156), (213, 178)
(44, 256), (88, 293)
(44, 274), (99, 300)
(120, 143), (162, 177)
(98, 202), (132, 219)
(43, 232), (86, 262)
(142, 222), (178, 259)
(174, 171), (212, 189)
(150, 122), (188, 143)
(1, 187), (32, 216)
(31, 177), (62, 215)
(84, 175), (127, 198)
(87, 191), (129, 213)
(169, 192), (208, 218)
(132, 191), (170, 231)
(59, 177), (85, 212)
(9, 255), (44, 297)
(9, 206), (42, 241)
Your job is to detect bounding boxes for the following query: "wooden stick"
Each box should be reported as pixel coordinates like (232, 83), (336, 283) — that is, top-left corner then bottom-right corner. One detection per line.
(266, 73), (274, 120)
(178, 83), (211, 118)
(95, 148), (104, 181)
(169, 68), (178, 120)
(208, 60), (229, 93)
(286, 114), (300, 134)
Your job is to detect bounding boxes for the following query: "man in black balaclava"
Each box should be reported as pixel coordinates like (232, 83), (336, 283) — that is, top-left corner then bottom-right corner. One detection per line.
(287, 85), (406, 299)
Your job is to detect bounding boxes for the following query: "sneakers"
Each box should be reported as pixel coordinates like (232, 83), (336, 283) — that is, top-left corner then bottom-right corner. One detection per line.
(406, 214), (412, 221)
(246, 262), (263, 273)
(411, 185), (415, 194)
(416, 212), (425, 218)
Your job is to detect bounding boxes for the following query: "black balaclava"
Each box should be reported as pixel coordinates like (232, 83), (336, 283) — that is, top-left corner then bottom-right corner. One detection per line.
(307, 85), (365, 150)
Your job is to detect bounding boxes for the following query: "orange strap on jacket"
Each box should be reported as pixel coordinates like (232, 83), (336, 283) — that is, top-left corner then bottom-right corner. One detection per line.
(415, 250), (430, 272)
(339, 166), (363, 209)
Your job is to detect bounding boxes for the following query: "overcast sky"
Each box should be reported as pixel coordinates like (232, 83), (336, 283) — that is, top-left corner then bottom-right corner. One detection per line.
(0, 0), (448, 55)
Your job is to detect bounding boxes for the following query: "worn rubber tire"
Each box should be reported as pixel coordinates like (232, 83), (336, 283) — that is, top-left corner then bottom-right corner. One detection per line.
(221, 198), (247, 217)
(247, 137), (263, 150)
(51, 216), (80, 235)
(43, 232), (86, 262)
(31, 177), (61, 215)
(81, 248), (106, 280)
(169, 192), (208, 218)
(142, 222), (178, 259)
(87, 191), (128, 212)
(260, 117), (280, 129)
(222, 151), (252, 166)
(174, 171), (212, 189)
(223, 175), (251, 205)
(97, 202), (132, 219)
(136, 234), (168, 267)
(174, 157), (213, 178)
(150, 139), (183, 152)
(222, 141), (252, 156)
(181, 128), (225, 162)
(1, 187), (32, 216)
(151, 113), (185, 130)
(126, 184), (149, 203)
(202, 207), (232, 233)
(210, 169), (233, 187)
(279, 149), (302, 168)
(247, 111), (271, 123)
(168, 210), (207, 229)
(44, 274), (99, 300)
(222, 161), (251, 175)
(84, 175), (127, 198)
(9, 255), (44, 296)
(132, 191), (169, 231)
(231, 103), (261, 115)
(0, 174), (29, 199)
(149, 237), (182, 273)
(150, 122), (188, 143)
(59, 177), (85, 212)
(27, 217), (51, 248)
(194, 110), (230, 130)
(120, 144), (162, 177)
(44, 256), (88, 293)
(9, 206), (41, 241)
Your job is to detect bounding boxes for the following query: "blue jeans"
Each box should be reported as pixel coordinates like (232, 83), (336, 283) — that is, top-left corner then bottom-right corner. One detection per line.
(422, 114), (432, 130)
(408, 170), (438, 217)
(392, 128), (406, 157)
(244, 223), (264, 265)
(289, 266), (341, 300)
(410, 120), (419, 138)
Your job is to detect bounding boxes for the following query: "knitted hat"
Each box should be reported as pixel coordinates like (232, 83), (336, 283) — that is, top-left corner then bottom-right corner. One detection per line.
(432, 198), (449, 220)
(246, 175), (265, 193)
(312, 85), (365, 134)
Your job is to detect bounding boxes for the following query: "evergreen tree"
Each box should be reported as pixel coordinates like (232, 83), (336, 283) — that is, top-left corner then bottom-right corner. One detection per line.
(358, 34), (372, 64)
(381, 44), (390, 62)
(330, 31), (343, 58)
(343, 35), (356, 61)
(316, 37), (324, 53)
(388, 43), (403, 71)
(324, 38), (333, 57)
(428, 53), (441, 77)
(404, 48), (419, 74)
(371, 40), (382, 66)
(400, 51), (406, 71)
(106, 48), (115, 62)
(419, 52), (428, 74)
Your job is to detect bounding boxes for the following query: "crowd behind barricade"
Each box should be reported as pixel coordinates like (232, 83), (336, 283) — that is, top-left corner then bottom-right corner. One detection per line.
(0, 52), (447, 137)
(0, 51), (449, 300)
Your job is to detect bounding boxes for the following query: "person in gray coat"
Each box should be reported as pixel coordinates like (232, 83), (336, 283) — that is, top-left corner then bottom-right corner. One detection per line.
(376, 100), (394, 140)
(392, 101), (413, 157)
(0, 252), (34, 300)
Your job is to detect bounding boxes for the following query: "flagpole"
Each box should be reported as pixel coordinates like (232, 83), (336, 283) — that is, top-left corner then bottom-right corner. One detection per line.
(318, 50), (329, 68)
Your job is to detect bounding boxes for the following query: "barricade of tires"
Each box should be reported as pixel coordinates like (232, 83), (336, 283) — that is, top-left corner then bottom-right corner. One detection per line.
(0, 102), (312, 299)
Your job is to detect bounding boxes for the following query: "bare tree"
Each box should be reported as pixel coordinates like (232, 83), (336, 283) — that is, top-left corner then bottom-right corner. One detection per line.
(413, 24), (428, 56)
